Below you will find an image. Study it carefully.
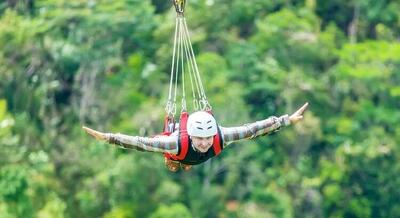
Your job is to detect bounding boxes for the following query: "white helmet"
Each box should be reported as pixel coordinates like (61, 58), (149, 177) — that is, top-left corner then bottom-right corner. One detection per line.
(187, 111), (218, 137)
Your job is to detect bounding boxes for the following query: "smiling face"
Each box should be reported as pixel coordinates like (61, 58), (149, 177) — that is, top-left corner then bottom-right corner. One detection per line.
(191, 136), (214, 153)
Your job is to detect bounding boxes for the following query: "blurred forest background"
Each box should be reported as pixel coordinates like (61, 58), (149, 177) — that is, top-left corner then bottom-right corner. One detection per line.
(1, 0), (400, 217)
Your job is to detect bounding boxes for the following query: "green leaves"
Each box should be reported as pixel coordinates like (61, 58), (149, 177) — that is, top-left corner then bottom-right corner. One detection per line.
(1, 1), (400, 217)
(150, 203), (192, 218)
(0, 166), (28, 202)
(336, 41), (400, 80)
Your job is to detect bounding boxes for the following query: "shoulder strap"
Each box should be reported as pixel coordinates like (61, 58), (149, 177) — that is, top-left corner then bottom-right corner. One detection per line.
(176, 111), (189, 159)
(212, 126), (223, 156)
(164, 111), (189, 161)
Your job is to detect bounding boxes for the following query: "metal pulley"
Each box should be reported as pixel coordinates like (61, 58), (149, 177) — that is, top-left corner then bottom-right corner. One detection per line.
(172, 0), (186, 15)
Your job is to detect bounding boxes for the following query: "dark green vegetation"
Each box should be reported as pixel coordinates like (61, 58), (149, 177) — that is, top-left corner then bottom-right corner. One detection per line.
(1, 0), (400, 217)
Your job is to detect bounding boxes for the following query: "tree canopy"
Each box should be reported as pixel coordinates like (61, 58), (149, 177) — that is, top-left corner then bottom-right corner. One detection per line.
(1, 0), (400, 217)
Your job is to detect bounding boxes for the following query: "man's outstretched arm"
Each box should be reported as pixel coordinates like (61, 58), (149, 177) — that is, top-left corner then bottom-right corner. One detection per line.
(82, 127), (179, 154)
(221, 102), (308, 145)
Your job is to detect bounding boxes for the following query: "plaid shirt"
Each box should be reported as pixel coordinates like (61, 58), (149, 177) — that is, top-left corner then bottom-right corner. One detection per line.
(106, 115), (290, 154)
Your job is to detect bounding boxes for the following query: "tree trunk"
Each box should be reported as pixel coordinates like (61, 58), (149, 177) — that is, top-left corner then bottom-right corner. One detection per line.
(348, 3), (360, 43)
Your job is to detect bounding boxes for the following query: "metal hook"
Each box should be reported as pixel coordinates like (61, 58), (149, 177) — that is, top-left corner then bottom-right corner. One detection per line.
(181, 98), (187, 112)
(199, 99), (212, 111)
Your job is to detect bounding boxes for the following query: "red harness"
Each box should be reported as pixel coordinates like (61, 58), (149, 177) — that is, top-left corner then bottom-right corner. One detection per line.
(164, 111), (222, 161)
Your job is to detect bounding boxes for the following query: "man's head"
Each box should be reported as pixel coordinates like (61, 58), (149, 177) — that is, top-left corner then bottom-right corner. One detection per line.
(187, 111), (217, 153)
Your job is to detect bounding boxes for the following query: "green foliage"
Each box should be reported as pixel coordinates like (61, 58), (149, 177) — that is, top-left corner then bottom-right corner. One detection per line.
(1, 0), (400, 217)
(103, 203), (136, 218)
(0, 166), (28, 202)
(149, 203), (192, 218)
(37, 193), (66, 218)
(0, 99), (19, 151)
(251, 185), (293, 218)
(0, 165), (32, 217)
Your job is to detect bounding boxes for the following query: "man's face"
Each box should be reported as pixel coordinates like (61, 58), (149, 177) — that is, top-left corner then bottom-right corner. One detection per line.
(191, 136), (214, 153)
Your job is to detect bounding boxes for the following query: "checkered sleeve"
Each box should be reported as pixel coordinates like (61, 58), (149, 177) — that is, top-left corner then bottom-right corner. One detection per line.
(106, 132), (179, 154)
(220, 114), (291, 147)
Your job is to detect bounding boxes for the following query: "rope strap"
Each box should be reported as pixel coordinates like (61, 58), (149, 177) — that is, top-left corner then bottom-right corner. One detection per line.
(165, 1), (212, 117)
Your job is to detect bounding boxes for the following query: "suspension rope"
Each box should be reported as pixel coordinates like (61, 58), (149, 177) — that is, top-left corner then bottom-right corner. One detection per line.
(179, 17), (187, 112)
(166, 0), (212, 115)
(182, 18), (211, 110)
(165, 16), (180, 116)
(173, 15), (181, 114)
(181, 17), (200, 110)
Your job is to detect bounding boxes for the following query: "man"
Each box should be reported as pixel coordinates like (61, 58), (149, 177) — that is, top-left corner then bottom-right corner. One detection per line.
(83, 103), (308, 172)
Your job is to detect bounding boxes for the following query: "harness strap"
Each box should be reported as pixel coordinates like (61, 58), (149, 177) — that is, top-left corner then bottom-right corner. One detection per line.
(164, 110), (223, 161)
(212, 128), (222, 156)
(164, 111), (189, 161)
(176, 111), (189, 159)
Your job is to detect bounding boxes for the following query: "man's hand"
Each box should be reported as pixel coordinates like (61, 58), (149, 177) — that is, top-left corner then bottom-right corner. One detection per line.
(289, 102), (308, 124)
(82, 126), (108, 141)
